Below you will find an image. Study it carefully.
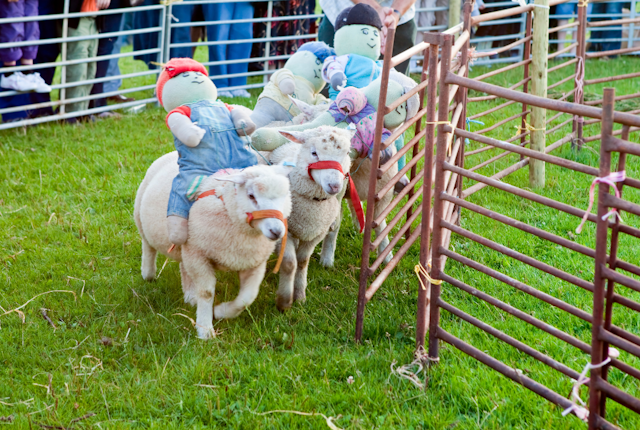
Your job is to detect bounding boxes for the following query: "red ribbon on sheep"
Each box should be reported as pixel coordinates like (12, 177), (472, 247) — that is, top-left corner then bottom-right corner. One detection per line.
(307, 161), (364, 234)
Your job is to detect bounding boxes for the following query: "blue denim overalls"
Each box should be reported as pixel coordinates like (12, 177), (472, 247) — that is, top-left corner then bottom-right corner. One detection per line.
(167, 100), (257, 218)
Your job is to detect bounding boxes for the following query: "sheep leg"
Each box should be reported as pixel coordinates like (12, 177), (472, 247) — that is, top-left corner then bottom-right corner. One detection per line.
(140, 237), (157, 281)
(181, 247), (217, 340)
(180, 262), (197, 306)
(319, 205), (342, 268)
(276, 238), (298, 311)
(214, 261), (266, 320)
(293, 239), (319, 304)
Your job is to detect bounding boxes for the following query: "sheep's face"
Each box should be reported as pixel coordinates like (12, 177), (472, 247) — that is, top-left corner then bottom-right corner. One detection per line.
(215, 166), (292, 241)
(161, 71), (218, 112)
(280, 126), (354, 196)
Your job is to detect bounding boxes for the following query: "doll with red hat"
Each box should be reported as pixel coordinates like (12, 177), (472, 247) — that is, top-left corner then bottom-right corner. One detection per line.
(157, 58), (258, 247)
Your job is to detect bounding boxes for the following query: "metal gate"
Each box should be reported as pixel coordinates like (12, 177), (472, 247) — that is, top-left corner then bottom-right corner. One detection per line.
(426, 28), (640, 428)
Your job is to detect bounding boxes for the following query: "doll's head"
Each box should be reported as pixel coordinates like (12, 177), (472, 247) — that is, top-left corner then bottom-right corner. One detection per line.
(333, 4), (382, 60)
(156, 58), (218, 112)
(284, 42), (335, 92)
(362, 71), (420, 129)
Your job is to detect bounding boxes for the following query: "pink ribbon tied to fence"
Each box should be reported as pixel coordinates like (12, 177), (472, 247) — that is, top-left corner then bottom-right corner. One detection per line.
(562, 348), (619, 422)
(575, 170), (626, 234)
(573, 57), (585, 125)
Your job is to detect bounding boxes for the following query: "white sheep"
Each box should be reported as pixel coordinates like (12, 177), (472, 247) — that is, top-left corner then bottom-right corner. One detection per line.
(134, 152), (292, 339)
(268, 126), (354, 310)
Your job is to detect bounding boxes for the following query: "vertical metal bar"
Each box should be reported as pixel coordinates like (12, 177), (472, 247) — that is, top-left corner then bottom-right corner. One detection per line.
(163, 4), (172, 64)
(520, 11), (533, 153)
(574, 2), (588, 148)
(427, 33), (452, 360)
(630, 0), (637, 54)
(264, 0), (273, 84)
(415, 43), (440, 349)
(455, 1), (472, 213)
(355, 25), (396, 342)
(158, 5), (166, 66)
(60, 0), (70, 115)
(405, 40), (431, 240)
(599, 123), (630, 417)
(588, 87), (615, 430)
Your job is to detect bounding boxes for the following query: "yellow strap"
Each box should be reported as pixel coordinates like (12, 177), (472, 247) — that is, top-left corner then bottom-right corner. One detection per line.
(160, 0), (183, 5)
(577, 0), (589, 7)
(414, 261), (442, 290)
(150, 61), (166, 68)
(424, 121), (451, 125)
(514, 120), (544, 139)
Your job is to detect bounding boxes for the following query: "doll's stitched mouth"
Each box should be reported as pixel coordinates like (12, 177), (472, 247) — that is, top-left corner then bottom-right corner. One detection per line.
(314, 70), (320, 79)
(192, 80), (204, 84)
(367, 43), (376, 48)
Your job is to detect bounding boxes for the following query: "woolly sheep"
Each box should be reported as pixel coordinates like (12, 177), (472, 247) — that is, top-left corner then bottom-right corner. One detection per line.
(134, 152), (292, 339)
(269, 126), (354, 310)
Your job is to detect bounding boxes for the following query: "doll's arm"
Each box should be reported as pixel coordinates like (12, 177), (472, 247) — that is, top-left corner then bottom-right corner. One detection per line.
(166, 108), (205, 148)
(251, 112), (341, 151)
(322, 55), (348, 91)
(273, 69), (296, 95)
(229, 104), (256, 136)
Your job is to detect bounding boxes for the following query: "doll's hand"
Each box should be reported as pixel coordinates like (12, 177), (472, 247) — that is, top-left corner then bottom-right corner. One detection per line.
(279, 77), (296, 95)
(330, 72), (347, 91)
(251, 128), (288, 151)
(231, 108), (256, 136)
(167, 113), (205, 147)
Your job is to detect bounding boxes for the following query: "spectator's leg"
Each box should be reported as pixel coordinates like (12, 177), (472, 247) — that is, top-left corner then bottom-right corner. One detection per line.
(602, 2), (623, 53)
(391, 19), (417, 75)
(590, 3), (604, 52)
(66, 18), (97, 115)
(90, 4), (123, 109)
(170, 1), (194, 59)
(204, 2), (232, 90)
(318, 15), (335, 48)
(30, 0), (61, 117)
(133, 0), (160, 68)
(227, 1), (254, 90)
(0, 0), (25, 68)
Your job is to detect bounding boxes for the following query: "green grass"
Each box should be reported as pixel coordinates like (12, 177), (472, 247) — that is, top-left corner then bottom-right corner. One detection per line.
(1, 53), (639, 429)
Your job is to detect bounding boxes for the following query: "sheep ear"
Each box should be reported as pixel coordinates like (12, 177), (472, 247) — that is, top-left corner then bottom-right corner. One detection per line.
(288, 96), (314, 117)
(279, 130), (305, 144)
(214, 172), (248, 185)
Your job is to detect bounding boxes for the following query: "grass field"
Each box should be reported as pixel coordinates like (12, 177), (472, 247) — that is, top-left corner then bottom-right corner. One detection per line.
(1, 52), (640, 429)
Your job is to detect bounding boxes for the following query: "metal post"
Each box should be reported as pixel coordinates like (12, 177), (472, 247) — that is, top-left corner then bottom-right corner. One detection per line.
(415, 43), (440, 349)
(529, 0), (549, 188)
(60, 0), (70, 115)
(355, 25), (396, 342)
(455, 2), (472, 213)
(163, 4), (172, 64)
(573, 1), (588, 148)
(158, 5), (166, 66)
(629, 0), (637, 54)
(520, 11), (533, 153)
(588, 87), (615, 430)
(427, 34), (452, 360)
(264, 0), (273, 83)
(449, 0), (461, 29)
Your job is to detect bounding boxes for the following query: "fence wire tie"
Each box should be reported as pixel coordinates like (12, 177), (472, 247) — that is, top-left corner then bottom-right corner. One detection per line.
(562, 348), (619, 421)
(415, 261), (442, 291)
(575, 170), (626, 234)
(514, 120), (544, 139)
(465, 118), (484, 145)
(574, 57), (585, 125)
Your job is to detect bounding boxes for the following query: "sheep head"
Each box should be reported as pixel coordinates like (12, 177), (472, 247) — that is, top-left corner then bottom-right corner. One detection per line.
(214, 165), (293, 241)
(280, 126), (354, 196)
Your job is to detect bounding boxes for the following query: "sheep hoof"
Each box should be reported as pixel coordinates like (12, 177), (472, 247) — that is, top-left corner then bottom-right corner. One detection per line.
(319, 255), (334, 268)
(383, 252), (393, 264)
(196, 325), (216, 340)
(293, 290), (306, 304)
(276, 295), (293, 311)
(141, 267), (156, 281)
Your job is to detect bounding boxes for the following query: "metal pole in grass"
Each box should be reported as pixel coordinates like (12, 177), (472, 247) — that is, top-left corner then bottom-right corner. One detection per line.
(60, 0), (70, 116)
(529, 0), (549, 188)
(449, 0), (461, 28)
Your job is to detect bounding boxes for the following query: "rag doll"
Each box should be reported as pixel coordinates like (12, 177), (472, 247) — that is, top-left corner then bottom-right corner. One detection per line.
(250, 42), (335, 129)
(157, 58), (258, 247)
(322, 3), (384, 100)
(251, 70), (419, 173)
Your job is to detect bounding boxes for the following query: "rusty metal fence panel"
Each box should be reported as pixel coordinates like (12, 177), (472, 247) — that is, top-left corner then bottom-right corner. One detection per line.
(423, 23), (640, 428)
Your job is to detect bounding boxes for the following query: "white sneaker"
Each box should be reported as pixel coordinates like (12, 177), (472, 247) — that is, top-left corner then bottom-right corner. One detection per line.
(217, 90), (234, 98)
(25, 72), (52, 93)
(1, 72), (38, 92)
(231, 89), (251, 98)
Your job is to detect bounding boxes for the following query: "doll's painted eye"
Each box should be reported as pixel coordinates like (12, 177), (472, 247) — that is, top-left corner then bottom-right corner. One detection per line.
(315, 58), (321, 65)
(182, 72), (190, 78)
(361, 28), (369, 35)
(374, 30), (379, 37)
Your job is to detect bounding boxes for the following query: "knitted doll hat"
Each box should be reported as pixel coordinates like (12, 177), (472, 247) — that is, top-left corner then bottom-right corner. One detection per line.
(335, 4), (383, 32)
(297, 41), (336, 64)
(156, 58), (208, 107)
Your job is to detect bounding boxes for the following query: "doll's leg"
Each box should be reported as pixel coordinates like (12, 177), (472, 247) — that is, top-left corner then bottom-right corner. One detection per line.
(166, 175), (192, 246)
(204, 2), (231, 89)
(227, 2), (254, 89)
(250, 98), (294, 129)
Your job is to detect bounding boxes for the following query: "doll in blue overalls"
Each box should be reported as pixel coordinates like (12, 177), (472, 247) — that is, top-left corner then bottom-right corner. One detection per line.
(156, 58), (257, 247)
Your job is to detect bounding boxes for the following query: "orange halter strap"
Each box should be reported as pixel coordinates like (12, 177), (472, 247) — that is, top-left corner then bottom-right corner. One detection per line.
(246, 210), (288, 273)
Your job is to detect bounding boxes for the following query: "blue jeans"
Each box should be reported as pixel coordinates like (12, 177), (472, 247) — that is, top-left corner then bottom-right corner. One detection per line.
(590, 2), (624, 52)
(90, 0), (124, 108)
(204, 2), (254, 89)
(103, 11), (133, 94)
